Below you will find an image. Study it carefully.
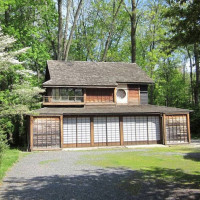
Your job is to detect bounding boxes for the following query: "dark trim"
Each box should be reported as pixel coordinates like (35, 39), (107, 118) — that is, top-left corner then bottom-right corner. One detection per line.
(43, 85), (117, 88)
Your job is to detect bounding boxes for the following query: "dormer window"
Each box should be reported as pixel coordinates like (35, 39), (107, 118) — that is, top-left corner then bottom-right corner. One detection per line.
(52, 88), (83, 102)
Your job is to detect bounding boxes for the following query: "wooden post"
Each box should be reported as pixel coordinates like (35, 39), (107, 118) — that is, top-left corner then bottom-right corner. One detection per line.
(120, 116), (124, 146)
(138, 87), (141, 105)
(60, 115), (63, 148)
(187, 113), (191, 143)
(159, 114), (163, 143)
(114, 88), (117, 103)
(90, 117), (94, 146)
(84, 89), (86, 103)
(30, 116), (33, 151)
(163, 114), (167, 145)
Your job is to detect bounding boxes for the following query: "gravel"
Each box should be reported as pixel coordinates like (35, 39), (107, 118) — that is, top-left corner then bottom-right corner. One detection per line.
(0, 148), (199, 200)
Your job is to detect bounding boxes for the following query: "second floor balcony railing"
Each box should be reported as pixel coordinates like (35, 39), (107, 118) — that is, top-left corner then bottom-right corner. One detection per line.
(43, 96), (84, 103)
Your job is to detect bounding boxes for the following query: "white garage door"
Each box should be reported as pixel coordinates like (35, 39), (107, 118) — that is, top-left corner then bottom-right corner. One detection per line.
(94, 117), (107, 145)
(123, 116), (160, 144)
(63, 117), (90, 147)
(93, 116), (120, 146)
(77, 117), (91, 144)
(63, 117), (76, 145)
(107, 117), (120, 144)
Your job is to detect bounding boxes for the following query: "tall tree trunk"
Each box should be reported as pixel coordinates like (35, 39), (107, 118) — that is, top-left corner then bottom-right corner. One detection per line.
(186, 46), (194, 104)
(101, 0), (123, 61)
(64, 0), (84, 61)
(58, 0), (63, 60)
(63, 0), (72, 59)
(130, 0), (136, 63)
(194, 43), (200, 106)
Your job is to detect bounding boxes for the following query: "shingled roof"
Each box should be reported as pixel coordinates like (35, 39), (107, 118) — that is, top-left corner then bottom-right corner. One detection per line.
(31, 105), (191, 116)
(43, 60), (154, 87)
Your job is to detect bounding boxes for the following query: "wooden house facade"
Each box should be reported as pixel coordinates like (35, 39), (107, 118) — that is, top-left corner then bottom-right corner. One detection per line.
(28, 61), (192, 150)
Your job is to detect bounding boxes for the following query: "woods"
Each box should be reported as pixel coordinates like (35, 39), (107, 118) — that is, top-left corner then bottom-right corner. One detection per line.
(0, 0), (200, 153)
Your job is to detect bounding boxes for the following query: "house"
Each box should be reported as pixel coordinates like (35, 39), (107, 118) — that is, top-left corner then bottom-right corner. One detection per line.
(28, 60), (192, 150)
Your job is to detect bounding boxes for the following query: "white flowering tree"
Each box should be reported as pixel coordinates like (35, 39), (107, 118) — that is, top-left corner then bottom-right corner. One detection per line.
(0, 28), (44, 151)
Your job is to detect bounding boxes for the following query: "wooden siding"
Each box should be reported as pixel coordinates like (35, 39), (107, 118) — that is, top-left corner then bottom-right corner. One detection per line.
(86, 88), (114, 103)
(128, 85), (140, 104)
(140, 85), (148, 104)
(32, 117), (60, 149)
(165, 115), (188, 144)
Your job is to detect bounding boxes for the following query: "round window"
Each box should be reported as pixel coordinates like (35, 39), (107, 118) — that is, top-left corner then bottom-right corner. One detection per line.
(117, 89), (126, 99)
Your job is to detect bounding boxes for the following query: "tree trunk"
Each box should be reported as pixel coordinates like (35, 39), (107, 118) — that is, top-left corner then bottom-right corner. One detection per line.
(101, 0), (123, 61)
(63, 0), (72, 59)
(186, 46), (194, 104)
(194, 43), (200, 106)
(130, 0), (136, 63)
(64, 0), (84, 61)
(57, 0), (63, 60)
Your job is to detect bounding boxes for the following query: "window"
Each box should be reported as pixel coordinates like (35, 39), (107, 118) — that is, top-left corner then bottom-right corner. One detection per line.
(52, 88), (83, 102)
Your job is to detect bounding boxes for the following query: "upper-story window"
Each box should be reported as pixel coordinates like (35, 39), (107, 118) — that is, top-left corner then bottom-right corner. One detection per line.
(52, 88), (83, 102)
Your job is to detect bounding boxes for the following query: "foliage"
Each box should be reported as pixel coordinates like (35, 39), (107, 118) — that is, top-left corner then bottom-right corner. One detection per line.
(0, 149), (21, 181)
(0, 0), (200, 143)
(0, 28), (43, 149)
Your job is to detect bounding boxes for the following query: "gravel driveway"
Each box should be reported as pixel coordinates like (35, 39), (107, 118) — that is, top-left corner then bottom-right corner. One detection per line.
(0, 148), (199, 200)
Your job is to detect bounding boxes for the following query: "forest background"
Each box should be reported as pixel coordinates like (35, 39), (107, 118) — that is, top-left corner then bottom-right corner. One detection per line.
(0, 0), (199, 156)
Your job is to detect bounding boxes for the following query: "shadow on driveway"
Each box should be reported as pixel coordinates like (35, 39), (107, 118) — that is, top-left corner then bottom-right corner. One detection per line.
(1, 168), (200, 200)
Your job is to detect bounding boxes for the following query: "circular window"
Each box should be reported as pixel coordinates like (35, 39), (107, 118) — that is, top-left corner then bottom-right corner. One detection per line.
(117, 89), (126, 99)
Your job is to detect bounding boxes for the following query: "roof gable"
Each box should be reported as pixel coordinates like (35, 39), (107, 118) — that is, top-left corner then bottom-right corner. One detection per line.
(43, 60), (154, 87)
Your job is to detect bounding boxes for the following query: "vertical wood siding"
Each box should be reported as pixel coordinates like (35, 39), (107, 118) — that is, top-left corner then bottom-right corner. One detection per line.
(165, 115), (188, 144)
(33, 117), (60, 149)
(86, 88), (114, 103)
(140, 85), (148, 104)
(128, 85), (140, 104)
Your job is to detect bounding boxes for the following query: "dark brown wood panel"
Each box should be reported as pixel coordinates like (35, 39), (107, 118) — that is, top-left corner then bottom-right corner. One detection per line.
(86, 88), (114, 103)
(33, 117), (60, 149)
(165, 115), (188, 144)
(128, 85), (140, 104)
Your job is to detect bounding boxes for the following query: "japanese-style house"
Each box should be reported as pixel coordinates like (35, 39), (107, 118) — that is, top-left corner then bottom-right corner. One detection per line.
(28, 60), (192, 150)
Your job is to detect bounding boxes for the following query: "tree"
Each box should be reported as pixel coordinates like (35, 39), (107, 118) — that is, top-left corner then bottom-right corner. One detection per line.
(124, 0), (138, 63)
(57, 0), (84, 61)
(164, 0), (200, 106)
(0, 28), (43, 147)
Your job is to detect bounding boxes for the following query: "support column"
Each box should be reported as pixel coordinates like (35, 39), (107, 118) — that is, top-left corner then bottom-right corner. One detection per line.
(120, 116), (124, 146)
(90, 117), (94, 146)
(60, 115), (63, 148)
(30, 116), (33, 151)
(187, 113), (191, 143)
(163, 114), (167, 145)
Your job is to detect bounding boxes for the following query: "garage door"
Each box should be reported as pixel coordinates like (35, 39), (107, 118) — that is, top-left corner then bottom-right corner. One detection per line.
(123, 116), (160, 145)
(94, 116), (120, 146)
(94, 117), (107, 146)
(166, 115), (188, 144)
(33, 117), (60, 149)
(63, 117), (91, 147)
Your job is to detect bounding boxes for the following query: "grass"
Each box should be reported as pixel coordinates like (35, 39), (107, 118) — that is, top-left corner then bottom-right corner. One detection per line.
(0, 149), (27, 182)
(80, 146), (200, 190)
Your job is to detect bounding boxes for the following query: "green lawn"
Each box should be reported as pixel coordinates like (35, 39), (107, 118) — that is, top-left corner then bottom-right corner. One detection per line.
(81, 146), (200, 192)
(0, 149), (21, 181)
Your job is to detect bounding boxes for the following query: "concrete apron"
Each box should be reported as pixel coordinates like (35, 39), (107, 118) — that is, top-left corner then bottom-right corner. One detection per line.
(62, 144), (167, 151)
